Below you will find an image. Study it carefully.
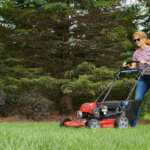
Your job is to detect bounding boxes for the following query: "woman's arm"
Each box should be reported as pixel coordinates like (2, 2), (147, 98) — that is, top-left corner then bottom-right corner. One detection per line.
(140, 60), (150, 65)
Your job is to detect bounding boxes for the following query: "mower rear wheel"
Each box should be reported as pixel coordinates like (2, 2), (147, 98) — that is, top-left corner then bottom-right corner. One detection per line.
(60, 116), (71, 127)
(87, 119), (100, 129)
(115, 116), (129, 128)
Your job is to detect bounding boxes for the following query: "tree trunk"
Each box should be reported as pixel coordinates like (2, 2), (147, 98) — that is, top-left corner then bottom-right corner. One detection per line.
(60, 95), (73, 114)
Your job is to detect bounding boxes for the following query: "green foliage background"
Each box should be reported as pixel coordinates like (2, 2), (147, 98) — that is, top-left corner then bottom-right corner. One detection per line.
(0, 0), (149, 117)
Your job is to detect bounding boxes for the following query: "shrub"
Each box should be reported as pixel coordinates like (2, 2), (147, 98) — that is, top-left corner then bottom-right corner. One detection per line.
(17, 91), (51, 119)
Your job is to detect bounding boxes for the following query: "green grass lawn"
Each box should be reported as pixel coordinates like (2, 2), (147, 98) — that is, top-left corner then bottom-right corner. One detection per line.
(0, 122), (149, 150)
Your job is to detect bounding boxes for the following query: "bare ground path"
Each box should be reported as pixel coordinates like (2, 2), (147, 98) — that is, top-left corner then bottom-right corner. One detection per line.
(0, 112), (149, 124)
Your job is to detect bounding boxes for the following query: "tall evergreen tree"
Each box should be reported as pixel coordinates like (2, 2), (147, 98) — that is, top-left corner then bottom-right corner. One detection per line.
(0, 0), (146, 114)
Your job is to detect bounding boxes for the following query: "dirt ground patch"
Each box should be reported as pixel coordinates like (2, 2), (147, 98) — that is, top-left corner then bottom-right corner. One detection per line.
(0, 113), (149, 124)
(0, 115), (76, 122)
(0, 111), (77, 122)
(137, 120), (150, 124)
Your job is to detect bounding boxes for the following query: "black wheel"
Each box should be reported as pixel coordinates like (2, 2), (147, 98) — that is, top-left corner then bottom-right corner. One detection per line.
(92, 107), (100, 118)
(87, 119), (100, 129)
(115, 116), (129, 128)
(60, 116), (71, 127)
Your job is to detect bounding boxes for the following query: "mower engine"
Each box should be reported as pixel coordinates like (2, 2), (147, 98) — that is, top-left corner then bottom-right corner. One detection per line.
(99, 104), (108, 115)
(77, 102), (108, 119)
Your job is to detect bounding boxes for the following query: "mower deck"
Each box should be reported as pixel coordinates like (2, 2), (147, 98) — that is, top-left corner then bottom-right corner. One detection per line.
(61, 117), (116, 128)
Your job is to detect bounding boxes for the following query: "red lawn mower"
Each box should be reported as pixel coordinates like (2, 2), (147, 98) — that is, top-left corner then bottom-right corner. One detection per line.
(60, 61), (149, 129)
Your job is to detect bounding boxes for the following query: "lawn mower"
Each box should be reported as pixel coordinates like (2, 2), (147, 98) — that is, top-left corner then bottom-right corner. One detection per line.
(60, 61), (150, 129)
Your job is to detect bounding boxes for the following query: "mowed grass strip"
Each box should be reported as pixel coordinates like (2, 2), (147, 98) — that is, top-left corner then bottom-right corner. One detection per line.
(0, 122), (149, 150)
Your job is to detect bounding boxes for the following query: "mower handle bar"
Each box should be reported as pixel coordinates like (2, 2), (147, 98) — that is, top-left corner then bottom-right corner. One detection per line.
(122, 60), (140, 70)
(123, 60), (149, 71)
(97, 61), (150, 103)
(125, 60), (140, 65)
(101, 61), (150, 102)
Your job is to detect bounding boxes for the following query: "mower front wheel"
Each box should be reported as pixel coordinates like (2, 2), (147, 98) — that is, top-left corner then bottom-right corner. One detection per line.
(87, 119), (100, 129)
(60, 116), (71, 127)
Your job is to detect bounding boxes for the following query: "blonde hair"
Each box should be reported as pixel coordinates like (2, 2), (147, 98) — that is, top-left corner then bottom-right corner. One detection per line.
(133, 31), (150, 45)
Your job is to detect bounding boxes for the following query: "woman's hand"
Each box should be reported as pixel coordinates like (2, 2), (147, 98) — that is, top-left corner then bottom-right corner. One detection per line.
(140, 60), (147, 64)
(122, 62), (129, 68)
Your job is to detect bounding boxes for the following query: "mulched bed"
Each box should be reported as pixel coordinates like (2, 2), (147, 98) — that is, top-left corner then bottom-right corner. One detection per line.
(0, 110), (149, 124)
(0, 111), (77, 122)
(137, 120), (150, 124)
(0, 114), (76, 122)
(0, 114), (149, 124)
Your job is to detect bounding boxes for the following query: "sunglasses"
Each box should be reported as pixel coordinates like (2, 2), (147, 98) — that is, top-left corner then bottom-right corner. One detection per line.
(133, 38), (140, 43)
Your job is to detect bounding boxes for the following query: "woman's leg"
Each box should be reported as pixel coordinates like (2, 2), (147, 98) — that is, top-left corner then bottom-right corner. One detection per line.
(130, 79), (149, 127)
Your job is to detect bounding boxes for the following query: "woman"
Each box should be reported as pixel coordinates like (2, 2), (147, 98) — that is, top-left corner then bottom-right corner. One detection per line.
(123, 31), (150, 127)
